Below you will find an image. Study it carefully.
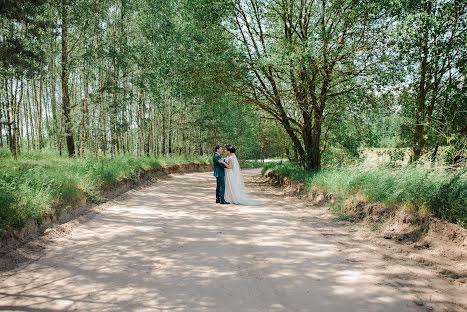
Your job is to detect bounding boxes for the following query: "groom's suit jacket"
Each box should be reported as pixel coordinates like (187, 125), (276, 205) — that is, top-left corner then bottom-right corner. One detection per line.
(213, 152), (227, 177)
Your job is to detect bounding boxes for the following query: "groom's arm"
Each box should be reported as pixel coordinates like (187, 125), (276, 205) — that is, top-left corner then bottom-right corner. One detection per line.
(223, 158), (233, 169)
(218, 159), (227, 168)
(218, 157), (232, 169)
(215, 154), (227, 168)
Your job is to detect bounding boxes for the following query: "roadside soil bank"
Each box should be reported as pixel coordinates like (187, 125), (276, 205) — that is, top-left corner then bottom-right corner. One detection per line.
(0, 163), (213, 258)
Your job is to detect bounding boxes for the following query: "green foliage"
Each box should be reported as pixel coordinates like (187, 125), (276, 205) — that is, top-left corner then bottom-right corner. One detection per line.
(389, 0), (466, 161)
(263, 162), (467, 227)
(321, 147), (361, 167)
(0, 0), (50, 76)
(0, 150), (209, 232)
(238, 160), (264, 168)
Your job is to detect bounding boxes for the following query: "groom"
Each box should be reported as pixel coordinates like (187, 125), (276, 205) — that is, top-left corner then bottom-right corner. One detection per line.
(213, 145), (230, 204)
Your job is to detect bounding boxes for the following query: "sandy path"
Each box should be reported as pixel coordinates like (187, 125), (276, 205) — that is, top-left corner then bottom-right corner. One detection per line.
(0, 169), (436, 311)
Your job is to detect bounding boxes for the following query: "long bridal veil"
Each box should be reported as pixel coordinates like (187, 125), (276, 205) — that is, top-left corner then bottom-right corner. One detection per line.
(225, 153), (262, 206)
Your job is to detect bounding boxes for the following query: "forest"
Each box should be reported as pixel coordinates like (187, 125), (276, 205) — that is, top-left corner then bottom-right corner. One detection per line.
(1, 0), (465, 164)
(0, 0), (466, 229)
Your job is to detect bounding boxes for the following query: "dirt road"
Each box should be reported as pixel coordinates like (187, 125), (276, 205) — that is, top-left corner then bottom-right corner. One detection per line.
(0, 169), (459, 311)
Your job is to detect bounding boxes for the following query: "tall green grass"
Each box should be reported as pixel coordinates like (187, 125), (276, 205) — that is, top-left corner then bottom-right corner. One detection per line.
(238, 160), (264, 168)
(0, 150), (210, 232)
(262, 162), (467, 227)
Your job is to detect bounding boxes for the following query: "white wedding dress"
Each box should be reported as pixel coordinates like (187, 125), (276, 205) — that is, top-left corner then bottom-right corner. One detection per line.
(224, 154), (262, 205)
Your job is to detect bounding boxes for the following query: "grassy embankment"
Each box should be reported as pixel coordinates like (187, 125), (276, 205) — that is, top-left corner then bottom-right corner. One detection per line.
(262, 162), (467, 227)
(0, 150), (262, 233)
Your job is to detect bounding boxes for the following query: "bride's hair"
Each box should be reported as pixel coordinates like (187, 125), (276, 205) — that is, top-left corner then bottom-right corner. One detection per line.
(225, 145), (236, 153)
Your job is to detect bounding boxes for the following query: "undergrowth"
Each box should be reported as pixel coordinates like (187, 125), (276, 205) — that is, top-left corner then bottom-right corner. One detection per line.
(0, 150), (210, 232)
(262, 162), (467, 227)
(239, 160), (264, 168)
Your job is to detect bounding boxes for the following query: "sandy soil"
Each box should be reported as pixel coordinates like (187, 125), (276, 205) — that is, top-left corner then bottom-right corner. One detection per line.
(0, 169), (464, 311)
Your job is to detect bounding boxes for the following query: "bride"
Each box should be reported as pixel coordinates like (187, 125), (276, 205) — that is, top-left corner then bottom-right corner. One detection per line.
(219, 145), (262, 206)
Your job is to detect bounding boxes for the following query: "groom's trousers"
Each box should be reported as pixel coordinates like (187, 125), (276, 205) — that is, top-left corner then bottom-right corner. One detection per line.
(216, 176), (225, 202)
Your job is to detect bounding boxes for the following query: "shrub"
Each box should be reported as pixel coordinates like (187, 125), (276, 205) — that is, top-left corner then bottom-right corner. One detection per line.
(0, 151), (210, 232)
(263, 162), (467, 227)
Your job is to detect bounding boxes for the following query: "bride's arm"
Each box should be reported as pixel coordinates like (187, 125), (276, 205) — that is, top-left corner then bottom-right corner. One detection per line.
(219, 159), (233, 169)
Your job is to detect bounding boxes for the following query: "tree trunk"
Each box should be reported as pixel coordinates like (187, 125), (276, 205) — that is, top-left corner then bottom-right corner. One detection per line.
(168, 99), (173, 155)
(411, 0), (431, 162)
(27, 85), (36, 149)
(23, 85), (31, 151)
(15, 80), (23, 154)
(309, 116), (323, 171)
(4, 80), (16, 157)
(61, 0), (75, 157)
(0, 96), (3, 148)
(161, 104), (166, 155)
(50, 48), (59, 149)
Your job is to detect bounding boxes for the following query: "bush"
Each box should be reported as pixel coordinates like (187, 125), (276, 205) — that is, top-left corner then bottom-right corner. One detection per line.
(239, 160), (264, 168)
(263, 162), (467, 227)
(0, 151), (210, 232)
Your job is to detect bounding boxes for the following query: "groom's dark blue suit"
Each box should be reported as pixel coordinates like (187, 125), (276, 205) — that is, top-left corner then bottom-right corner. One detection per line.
(213, 152), (227, 202)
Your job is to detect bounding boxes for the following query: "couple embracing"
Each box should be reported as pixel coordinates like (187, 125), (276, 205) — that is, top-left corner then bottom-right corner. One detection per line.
(213, 145), (261, 206)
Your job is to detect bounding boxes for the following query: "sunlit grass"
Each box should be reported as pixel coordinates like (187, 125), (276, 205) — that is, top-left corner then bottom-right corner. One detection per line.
(239, 160), (264, 168)
(0, 149), (210, 232)
(262, 162), (467, 227)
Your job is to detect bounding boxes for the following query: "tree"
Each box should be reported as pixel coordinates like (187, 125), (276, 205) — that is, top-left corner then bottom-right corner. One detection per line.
(0, 0), (50, 157)
(0, 0), (49, 75)
(60, 0), (75, 157)
(219, 0), (388, 170)
(393, 0), (466, 162)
